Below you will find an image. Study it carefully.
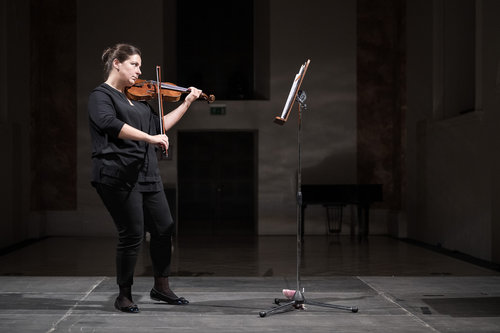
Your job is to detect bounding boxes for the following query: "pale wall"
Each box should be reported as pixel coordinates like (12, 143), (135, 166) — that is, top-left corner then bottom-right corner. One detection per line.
(406, 0), (499, 261)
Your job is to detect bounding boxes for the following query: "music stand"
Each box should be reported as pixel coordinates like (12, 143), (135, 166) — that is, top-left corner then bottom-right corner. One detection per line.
(259, 59), (358, 317)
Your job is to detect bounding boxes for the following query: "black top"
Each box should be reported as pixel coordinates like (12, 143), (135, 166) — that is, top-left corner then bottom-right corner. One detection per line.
(88, 83), (163, 191)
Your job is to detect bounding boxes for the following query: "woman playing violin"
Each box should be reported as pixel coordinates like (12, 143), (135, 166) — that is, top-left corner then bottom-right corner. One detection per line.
(88, 43), (201, 313)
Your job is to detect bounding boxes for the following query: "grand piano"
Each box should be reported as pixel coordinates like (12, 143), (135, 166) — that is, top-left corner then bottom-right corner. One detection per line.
(301, 184), (383, 239)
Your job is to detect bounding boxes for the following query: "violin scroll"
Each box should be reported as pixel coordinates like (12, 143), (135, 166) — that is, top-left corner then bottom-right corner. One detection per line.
(203, 93), (215, 103)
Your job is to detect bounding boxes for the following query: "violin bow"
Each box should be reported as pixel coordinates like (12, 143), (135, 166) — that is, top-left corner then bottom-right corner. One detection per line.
(155, 65), (168, 157)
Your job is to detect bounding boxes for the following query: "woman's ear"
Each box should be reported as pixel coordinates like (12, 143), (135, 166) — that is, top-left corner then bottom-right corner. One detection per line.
(113, 58), (120, 72)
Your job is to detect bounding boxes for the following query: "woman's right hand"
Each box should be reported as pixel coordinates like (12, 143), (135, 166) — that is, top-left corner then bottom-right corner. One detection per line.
(148, 134), (169, 151)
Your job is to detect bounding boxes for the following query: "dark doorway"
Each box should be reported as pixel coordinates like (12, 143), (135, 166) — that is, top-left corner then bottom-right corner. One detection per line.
(177, 1), (254, 100)
(177, 131), (257, 235)
(169, 0), (270, 100)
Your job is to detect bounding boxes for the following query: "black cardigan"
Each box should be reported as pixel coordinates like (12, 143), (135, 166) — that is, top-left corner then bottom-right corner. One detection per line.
(88, 83), (163, 191)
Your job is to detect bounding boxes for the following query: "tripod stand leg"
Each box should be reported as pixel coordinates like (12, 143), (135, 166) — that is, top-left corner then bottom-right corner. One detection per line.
(305, 299), (358, 312)
(274, 298), (293, 304)
(259, 300), (296, 317)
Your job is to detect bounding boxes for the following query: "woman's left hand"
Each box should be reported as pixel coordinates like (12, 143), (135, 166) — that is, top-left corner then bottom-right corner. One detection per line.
(185, 87), (202, 104)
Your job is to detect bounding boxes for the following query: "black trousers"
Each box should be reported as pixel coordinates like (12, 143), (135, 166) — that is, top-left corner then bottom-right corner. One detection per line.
(95, 184), (174, 287)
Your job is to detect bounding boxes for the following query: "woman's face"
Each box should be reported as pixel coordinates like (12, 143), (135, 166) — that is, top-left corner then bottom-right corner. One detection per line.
(115, 54), (142, 86)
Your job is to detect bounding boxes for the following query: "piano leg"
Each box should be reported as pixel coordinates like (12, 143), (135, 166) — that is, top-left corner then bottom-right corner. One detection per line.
(350, 205), (356, 237)
(364, 204), (370, 237)
(357, 204), (370, 240)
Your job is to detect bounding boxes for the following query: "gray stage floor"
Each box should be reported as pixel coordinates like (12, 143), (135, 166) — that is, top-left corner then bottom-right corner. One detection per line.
(1, 276), (500, 332)
(1, 236), (499, 332)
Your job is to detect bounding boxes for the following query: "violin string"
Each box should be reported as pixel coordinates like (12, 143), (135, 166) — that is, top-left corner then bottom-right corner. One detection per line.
(160, 82), (188, 92)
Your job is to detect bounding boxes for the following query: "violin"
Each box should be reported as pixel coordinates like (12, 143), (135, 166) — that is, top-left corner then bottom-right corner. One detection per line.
(131, 66), (215, 159)
(125, 79), (215, 103)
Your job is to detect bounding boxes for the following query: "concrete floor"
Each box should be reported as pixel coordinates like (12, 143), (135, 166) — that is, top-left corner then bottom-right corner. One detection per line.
(1, 235), (499, 332)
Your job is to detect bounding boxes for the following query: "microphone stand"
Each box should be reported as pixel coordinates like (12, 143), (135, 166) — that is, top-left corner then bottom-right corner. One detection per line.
(259, 90), (358, 317)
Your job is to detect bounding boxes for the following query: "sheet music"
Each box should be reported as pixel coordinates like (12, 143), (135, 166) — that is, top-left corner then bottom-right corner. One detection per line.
(281, 72), (301, 118)
(275, 60), (309, 125)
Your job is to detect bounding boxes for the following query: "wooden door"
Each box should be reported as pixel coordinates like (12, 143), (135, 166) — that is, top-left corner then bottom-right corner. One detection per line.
(177, 131), (256, 235)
